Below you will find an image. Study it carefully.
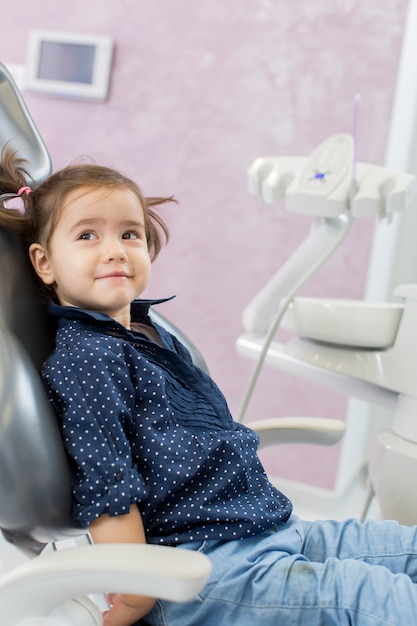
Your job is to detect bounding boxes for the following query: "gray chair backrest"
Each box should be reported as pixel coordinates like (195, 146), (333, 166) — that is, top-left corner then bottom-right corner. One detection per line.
(0, 63), (80, 553)
(0, 229), (82, 554)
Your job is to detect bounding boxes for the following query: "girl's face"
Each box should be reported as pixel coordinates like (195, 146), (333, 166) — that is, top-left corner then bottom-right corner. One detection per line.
(29, 186), (152, 328)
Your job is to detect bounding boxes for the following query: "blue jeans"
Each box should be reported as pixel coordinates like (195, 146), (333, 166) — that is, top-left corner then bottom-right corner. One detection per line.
(145, 515), (417, 625)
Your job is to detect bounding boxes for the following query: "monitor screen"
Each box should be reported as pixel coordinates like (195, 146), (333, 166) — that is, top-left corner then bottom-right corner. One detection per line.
(38, 41), (96, 84)
(25, 31), (114, 101)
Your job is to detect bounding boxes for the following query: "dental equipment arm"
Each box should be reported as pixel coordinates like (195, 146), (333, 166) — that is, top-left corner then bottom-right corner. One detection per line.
(237, 134), (414, 435)
(243, 134), (415, 335)
(242, 213), (352, 335)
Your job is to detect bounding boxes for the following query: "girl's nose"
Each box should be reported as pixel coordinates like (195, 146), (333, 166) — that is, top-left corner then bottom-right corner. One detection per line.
(105, 240), (128, 261)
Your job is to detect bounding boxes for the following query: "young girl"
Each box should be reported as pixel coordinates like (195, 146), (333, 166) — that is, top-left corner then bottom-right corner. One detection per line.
(2, 145), (417, 626)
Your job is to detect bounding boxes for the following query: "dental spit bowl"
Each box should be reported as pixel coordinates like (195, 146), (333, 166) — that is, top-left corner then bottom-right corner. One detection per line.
(286, 298), (404, 349)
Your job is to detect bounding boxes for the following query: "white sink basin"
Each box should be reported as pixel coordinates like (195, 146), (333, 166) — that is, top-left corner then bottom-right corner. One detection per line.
(287, 298), (404, 349)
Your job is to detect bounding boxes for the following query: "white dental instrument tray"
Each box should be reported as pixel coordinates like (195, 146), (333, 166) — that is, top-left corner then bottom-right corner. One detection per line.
(289, 298), (404, 349)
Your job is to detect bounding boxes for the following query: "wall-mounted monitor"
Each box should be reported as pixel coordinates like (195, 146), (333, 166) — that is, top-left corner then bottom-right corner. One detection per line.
(25, 30), (114, 101)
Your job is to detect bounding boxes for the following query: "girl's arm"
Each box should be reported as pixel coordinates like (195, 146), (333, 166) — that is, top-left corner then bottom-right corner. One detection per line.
(89, 504), (156, 626)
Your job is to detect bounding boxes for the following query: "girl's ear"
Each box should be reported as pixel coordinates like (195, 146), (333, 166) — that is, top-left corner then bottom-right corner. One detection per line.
(29, 243), (55, 285)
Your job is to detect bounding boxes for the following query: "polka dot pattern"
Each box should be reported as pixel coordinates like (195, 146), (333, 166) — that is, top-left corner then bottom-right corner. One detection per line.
(42, 301), (292, 545)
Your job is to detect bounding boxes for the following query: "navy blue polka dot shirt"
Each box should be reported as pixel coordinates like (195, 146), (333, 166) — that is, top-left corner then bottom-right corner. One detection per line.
(42, 300), (292, 545)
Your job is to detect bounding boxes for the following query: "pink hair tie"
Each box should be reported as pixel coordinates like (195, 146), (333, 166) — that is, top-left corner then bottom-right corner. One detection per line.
(17, 186), (32, 196)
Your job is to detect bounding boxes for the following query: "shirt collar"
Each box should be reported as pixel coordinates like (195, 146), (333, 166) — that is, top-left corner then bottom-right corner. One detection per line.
(47, 296), (175, 326)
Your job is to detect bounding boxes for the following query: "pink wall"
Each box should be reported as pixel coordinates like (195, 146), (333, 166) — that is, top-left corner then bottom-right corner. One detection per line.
(0, 0), (409, 488)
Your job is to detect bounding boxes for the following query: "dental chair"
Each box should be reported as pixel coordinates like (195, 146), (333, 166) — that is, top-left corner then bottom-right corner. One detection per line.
(0, 62), (346, 625)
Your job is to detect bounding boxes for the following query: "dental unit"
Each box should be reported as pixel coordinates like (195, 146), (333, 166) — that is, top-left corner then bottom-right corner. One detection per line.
(236, 132), (417, 524)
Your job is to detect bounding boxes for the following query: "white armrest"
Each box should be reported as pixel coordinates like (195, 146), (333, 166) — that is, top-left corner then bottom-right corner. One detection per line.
(246, 417), (346, 448)
(0, 543), (211, 626)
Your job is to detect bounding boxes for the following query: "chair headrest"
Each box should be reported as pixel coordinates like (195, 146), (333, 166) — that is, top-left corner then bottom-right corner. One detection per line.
(0, 63), (52, 185)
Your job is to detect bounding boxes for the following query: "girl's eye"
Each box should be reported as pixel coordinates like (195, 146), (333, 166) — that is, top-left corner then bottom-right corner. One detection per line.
(122, 231), (140, 240)
(78, 232), (97, 240)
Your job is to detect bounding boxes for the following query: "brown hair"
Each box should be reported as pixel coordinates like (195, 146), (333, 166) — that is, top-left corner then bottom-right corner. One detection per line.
(0, 145), (173, 262)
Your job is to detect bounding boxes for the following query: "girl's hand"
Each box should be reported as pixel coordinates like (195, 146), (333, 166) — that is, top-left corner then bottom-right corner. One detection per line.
(103, 592), (156, 626)
(88, 506), (156, 626)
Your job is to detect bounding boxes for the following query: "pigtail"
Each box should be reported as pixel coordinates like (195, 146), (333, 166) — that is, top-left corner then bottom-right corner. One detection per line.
(145, 195), (176, 261)
(0, 145), (33, 234)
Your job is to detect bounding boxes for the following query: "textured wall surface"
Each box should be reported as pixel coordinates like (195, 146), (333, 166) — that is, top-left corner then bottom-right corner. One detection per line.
(0, 0), (409, 488)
